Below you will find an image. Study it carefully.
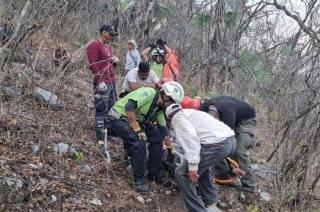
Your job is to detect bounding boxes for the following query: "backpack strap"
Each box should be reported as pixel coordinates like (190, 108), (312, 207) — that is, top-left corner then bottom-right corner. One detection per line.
(129, 51), (137, 66)
(168, 62), (178, 81)
(143, 90), (160, 123)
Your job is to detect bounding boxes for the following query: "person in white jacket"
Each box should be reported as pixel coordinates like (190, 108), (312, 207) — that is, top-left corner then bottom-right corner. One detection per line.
(124, 39), (141, 74)
(165, 104), (236, 212)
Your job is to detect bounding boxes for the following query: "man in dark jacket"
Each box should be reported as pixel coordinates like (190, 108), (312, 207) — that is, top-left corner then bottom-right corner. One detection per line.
(200, 96), (256, 193)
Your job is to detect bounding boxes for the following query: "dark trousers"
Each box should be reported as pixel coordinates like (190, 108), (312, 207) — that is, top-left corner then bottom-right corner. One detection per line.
(214, 118), (257, 191)
(110, 118), (165, 185)
(175, 137), (236, 212)
(93, 80), (117, 138)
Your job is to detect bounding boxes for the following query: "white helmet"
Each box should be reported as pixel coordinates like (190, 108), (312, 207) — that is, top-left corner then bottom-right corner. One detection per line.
(165, 103), (182, 119)
(151, 48), (165, 57)
(162, 81), (184, 103)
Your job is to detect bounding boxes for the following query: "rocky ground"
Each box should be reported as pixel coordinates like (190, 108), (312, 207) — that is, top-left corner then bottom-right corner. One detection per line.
(0, 60), (287, 211)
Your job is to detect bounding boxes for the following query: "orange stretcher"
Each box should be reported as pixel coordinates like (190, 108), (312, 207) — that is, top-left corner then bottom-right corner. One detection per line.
(212, 157), (241, 185)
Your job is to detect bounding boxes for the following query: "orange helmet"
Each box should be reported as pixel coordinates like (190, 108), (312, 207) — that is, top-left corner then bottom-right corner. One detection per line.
(180, 96), (201, 110)
(181, 96), (193, 109)
(192, 98), (201, 110)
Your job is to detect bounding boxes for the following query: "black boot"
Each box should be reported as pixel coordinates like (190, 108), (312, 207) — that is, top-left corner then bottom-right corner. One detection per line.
(95, 117), (105, 141)
(148, 175), (172, 187)
(134, 183), (149, 193)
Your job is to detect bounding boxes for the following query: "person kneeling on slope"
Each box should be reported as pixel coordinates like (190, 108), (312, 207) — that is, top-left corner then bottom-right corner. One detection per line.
(108, 82), (184, 193)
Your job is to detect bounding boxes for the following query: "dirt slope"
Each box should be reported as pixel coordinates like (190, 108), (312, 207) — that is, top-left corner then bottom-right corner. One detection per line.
(0, 59), (275, 211)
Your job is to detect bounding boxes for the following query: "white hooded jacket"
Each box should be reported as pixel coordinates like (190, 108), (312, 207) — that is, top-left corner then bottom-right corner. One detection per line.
(171, 109), (235, 171)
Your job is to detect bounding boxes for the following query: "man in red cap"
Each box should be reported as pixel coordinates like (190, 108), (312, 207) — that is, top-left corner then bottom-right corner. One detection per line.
(87, 24), (119, 141)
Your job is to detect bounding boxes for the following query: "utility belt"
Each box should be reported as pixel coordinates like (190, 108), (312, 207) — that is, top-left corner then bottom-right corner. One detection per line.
(107, 108), (128, 122)
(108, 108), (157, 126)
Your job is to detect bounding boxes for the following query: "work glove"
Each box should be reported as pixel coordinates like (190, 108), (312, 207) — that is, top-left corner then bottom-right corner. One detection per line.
(130, 122), (147, 141)
(98, 82), (107, 93)
(111, 55), (119, 64)
(156, 39), (166, 47)
(148, 43), (157, 49)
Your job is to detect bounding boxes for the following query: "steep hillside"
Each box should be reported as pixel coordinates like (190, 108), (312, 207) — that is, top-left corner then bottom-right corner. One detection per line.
(0, 56), (278, 211)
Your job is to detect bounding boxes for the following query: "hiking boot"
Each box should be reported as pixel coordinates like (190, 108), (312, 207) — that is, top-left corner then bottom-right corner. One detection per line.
(240, 185), (256, 193)
(206, 203), (222, 212)
(134, 183), (149, 193)
(148, 175), (172, 187)
(96, 127), (105, 141)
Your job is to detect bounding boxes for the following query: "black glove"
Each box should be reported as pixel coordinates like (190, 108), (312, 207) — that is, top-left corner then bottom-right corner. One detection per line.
(149, 43), (157, 49)
(156, 39), (166, 47)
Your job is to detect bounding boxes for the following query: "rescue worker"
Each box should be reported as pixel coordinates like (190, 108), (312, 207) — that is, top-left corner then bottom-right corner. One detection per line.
(200, 96), (257, 193)
(120, 62), (160, 97)
(107, 81), (184, 193)
(165, 104), (236, 212)
(141, 38), (179, 81)
(87, 24), (119, 141)
(180, 96), (246, 183)
(141, 43), (165, 79)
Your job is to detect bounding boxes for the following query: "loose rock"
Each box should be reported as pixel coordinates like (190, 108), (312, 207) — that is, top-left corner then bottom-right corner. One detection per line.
(82, 164), (92, 174)
(0, 176), (27, 203)
(260, 192), (272, 202)
(136, 195), (145, 204)
(1, 86), (22, 98)
(34, 87), (62, 110)
(51, 194), (57, 202)
(252, 164), (276, 178)
(91, 198), (102, 206)
(54, 143), (69, 154)
(69, 174), (77, 180)
(28, 163), (40, 169)
(239, 193), (246, 201)
(31, 144), (40, 155)
(165, 190), (171, 195)
(2, 176), (23, 188)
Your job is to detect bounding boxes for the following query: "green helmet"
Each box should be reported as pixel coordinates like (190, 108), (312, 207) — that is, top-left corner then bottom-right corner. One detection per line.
(162, 81), (184, 103)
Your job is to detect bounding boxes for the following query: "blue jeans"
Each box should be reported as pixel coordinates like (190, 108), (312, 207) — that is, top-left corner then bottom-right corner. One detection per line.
(93, 80), (117, 139)
(109, 118), (165, 185)
(175, 136), (236, 212)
